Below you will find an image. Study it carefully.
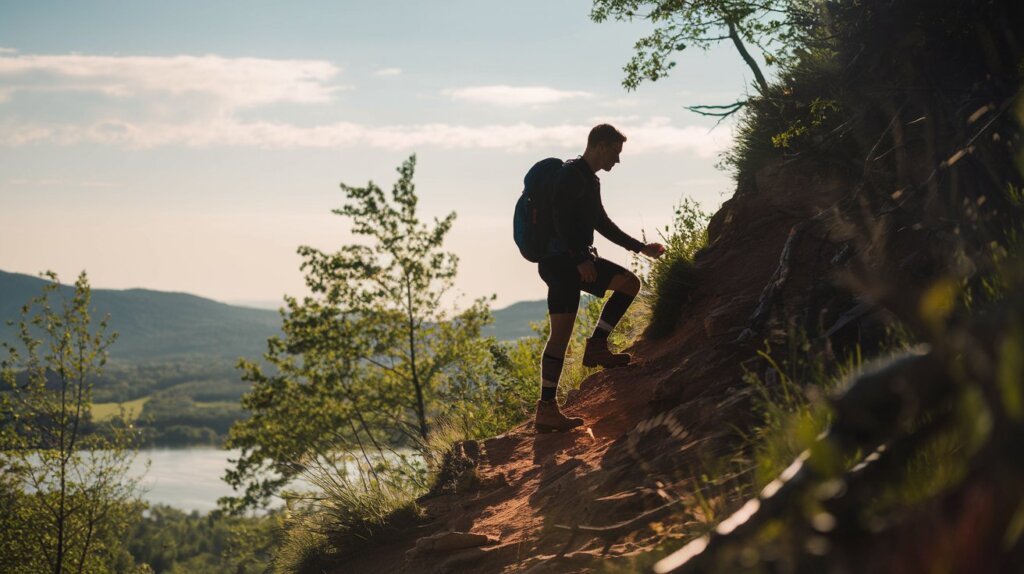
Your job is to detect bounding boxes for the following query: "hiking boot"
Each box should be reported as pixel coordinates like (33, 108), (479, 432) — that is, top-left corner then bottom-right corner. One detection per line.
(582, 337), (631, 368)
(534, 400), (584, 433)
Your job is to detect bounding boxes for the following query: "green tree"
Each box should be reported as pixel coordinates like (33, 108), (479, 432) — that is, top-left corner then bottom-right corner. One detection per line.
(0, 271), (142, 574)
(591, 0), (816, 112)
(222, 155), (500, 512)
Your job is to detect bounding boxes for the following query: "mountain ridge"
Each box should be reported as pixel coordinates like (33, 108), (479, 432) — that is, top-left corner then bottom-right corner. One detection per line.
(0, 270), (545, 361)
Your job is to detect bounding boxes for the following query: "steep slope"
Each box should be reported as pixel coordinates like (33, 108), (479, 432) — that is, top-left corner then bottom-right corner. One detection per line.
(336, 155), (853, 573)
(333, 0), (1024, 570)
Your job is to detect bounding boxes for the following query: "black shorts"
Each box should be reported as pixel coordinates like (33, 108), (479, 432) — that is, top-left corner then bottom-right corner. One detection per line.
(538, 254), (628, 314)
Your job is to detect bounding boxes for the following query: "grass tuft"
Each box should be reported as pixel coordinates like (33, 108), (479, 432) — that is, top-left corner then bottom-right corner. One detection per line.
(272, 452), (424, 574)
(646, 258), (700, 339)
(640, 198), (709, 339)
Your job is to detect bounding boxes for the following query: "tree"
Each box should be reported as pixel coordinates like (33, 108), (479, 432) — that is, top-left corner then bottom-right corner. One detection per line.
(222, 155), (500, 512)
(590, 0), (817, 114)
(0, 271), (142, 574)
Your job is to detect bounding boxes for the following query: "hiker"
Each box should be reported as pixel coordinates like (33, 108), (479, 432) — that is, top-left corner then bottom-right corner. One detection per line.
(534, 124), (665, 433)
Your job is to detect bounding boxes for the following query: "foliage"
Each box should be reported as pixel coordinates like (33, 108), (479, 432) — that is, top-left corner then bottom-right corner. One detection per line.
(640, 198), (710, 338)
(91, 358), (249, 404)
(439, 338), (538, 438)
(222, 156), (530, 514)
(221, 156), (552, 571)
(0, 271), (142, 574)
(138, 393), (243, 443)
(769, 96), (839, 149)
(590, 0), (820, 98)
(124, 505), (280, 574)
(722, 47), (845, 180)
(740, 335), (862, 489)
(275, 454), (423, 574)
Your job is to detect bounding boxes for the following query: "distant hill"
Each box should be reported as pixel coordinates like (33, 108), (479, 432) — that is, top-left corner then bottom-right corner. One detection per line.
(0, 270), (282, 361)
(0, 270), (547, 362)
(485, 299), (546, 340)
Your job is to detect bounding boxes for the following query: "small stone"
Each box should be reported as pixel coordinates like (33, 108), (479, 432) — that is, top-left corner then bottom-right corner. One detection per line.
(412, 530), (499, 554)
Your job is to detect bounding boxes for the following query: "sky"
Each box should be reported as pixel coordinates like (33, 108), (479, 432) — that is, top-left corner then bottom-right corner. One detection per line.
(0, 0), (753, 309)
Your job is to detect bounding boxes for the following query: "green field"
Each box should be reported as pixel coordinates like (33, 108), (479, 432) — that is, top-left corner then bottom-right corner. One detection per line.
(92, 397), (150, 422)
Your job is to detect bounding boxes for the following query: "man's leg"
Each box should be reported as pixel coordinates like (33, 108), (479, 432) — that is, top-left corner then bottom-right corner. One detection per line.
(583, 271), (641, 368)
(593, 271), (641, 338)
(541, 312), (576, 400)
(535, 311), (585, 432)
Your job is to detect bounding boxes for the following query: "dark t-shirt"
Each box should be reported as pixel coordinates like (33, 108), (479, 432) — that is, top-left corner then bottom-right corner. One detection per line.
(548, 157), (644, 264)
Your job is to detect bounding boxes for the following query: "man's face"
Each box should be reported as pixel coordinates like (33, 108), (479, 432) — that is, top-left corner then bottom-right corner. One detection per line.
(600, 141), (623, 171)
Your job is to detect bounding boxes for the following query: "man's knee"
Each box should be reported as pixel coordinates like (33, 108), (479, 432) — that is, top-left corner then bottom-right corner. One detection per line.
(613, 271), (641, 296)
(628, 272), (642, 295)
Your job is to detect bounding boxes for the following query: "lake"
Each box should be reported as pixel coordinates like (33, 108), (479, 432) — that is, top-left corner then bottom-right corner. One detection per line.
(19, 447), (407, 514)
(131, 448), (250, 513)
(129, 447), (412, 513)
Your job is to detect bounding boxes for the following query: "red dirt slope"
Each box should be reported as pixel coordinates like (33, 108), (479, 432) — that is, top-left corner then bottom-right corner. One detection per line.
(338, 160), (850, 574)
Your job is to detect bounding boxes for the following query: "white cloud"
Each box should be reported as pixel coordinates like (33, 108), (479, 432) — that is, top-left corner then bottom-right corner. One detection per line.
(620, 116), (734, 156)
(587, 114), (642, 125)
(0, 116), (731, 157)
(373, 67), (402, 77)
(7, 178), (122, 188)
(443, 85), (594, 107)
(0, 52), (342, 109)
(597, 97), (646, 109)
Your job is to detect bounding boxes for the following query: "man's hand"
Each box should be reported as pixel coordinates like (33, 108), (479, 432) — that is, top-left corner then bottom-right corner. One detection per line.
(642, 243), (666, 258)
(577, 260), (597, 283)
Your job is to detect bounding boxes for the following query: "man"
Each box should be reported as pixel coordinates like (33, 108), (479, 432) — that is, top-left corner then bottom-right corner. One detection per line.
(534, 124), (665, 433)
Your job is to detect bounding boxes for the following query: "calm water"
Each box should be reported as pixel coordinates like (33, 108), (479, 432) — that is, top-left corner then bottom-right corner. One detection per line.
(21, 447), (404, 513)
(131, 448), (249, 513)
(130, 448), (410, 513)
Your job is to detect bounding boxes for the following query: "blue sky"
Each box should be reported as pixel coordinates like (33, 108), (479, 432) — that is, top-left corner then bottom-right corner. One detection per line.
(0, 0), (752, 308)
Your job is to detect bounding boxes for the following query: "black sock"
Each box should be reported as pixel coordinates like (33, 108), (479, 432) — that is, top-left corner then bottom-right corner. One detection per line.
(540, 353), (564, 401)
(592, 291), (635, 339)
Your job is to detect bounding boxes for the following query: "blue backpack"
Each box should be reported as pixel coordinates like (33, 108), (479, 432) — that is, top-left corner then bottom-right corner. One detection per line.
(513, 158), (564, 262)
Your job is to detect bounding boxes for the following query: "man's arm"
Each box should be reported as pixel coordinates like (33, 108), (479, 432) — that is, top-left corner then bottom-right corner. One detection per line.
(595, 201), (645, 253)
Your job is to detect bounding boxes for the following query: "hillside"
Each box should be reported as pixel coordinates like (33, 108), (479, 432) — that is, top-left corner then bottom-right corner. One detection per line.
(2, 270), (548, 445)
(485, 300), (547, 340)
(328, 1), (1024, 572)
(0, 270), (282, 361)
(0, 270), (546, 362)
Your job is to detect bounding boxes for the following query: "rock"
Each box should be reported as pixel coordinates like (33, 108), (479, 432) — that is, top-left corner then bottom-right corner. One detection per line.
(410, 531), (499, 556)
(703, 296), (753, 338)
(438, 547), (488, 572)
(564, 388), (581, 406)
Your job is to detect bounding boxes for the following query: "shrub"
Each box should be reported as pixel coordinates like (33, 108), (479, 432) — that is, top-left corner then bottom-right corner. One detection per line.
(643, 199), (710, 338)
(274, 453), (424, 574)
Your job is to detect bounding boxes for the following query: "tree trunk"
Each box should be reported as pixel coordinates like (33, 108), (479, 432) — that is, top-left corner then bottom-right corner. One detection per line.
(727, 19), (770, 95)
(56, 365), (68, 574)
(406, 281), (429, 441)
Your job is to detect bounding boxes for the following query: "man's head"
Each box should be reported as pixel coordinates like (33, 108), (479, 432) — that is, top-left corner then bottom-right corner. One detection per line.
(584, 124), (626, 172)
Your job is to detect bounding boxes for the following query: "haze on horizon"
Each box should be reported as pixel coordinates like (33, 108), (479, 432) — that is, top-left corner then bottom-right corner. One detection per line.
(0, 0), (751, 308)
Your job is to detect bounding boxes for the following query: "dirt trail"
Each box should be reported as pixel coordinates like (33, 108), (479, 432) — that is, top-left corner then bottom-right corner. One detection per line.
(339, 162), (848, 573)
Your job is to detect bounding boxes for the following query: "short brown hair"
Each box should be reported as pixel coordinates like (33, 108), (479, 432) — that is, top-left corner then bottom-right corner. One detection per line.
(587, 124), (627, 147)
